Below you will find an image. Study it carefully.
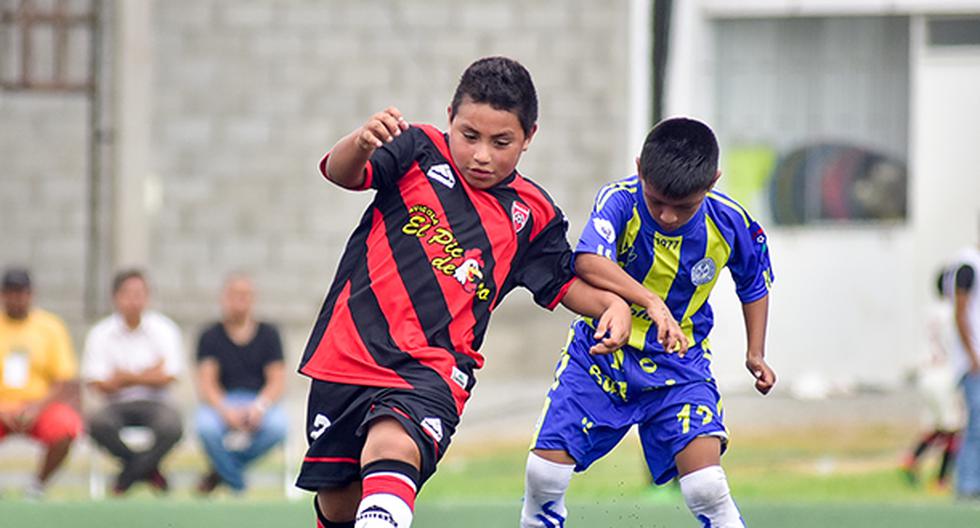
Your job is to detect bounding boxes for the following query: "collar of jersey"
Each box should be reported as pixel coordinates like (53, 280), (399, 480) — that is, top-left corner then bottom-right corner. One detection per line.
(635, 186), (706, 237)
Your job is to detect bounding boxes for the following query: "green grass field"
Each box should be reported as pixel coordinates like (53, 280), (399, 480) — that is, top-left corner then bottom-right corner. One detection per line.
(2, 424), (979, 527)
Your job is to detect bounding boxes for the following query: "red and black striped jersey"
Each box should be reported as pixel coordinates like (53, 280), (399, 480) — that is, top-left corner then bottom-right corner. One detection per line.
(299, 124), (576, 415)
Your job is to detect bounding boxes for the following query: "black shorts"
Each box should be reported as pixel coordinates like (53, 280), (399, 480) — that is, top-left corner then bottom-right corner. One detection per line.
(295, 379), (460, 492)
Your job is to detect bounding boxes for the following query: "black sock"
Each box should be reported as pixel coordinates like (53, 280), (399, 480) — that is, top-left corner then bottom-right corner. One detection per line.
(314, 496), (354, 528)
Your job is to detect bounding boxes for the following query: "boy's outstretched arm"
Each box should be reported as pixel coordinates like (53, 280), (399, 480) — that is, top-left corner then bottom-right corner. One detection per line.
(743, 295), (776, 394)
(559, 280), (632, 355)
(575, 253), (688, 355)
(324, 106), (409, 189)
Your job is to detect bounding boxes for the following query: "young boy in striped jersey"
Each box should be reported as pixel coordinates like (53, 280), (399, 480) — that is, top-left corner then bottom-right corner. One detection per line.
(522, 117), (776, 528)
(295, 57), (686, 528)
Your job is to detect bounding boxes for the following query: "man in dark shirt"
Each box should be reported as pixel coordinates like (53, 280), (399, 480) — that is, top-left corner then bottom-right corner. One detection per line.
(195, 273), (286, 494)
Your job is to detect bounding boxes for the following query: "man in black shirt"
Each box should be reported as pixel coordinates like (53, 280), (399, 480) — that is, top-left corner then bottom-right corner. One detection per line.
(195, 273), (286, 494)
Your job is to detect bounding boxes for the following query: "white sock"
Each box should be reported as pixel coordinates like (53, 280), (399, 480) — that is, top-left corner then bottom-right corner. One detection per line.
(679, 465), (745, 528)
(354, 492), (413, 528)
(520, 453), (574, 528)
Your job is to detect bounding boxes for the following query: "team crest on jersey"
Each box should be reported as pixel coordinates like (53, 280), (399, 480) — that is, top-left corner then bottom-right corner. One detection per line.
(453, 249), (485, 293)
(691, 257), (717, 286)
(426, 163), (456, 188)
(511, 201), (531, 233)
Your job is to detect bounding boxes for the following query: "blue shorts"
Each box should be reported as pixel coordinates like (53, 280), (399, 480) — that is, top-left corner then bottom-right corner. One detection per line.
(531, 340), (728, 485)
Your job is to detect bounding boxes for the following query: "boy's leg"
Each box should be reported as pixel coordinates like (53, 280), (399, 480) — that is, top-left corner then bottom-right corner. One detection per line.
(522, 338), (632, 528)
(316, 482), (362, 528)
(638, 381), (743, 527)
(521, 449), (575, 528)
(676, 437), (744, 528)
(353, 417), (422, 528)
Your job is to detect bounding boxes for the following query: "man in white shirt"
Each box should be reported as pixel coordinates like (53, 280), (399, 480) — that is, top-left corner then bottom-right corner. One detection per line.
(82, 270), (184, 495)
(948, 236), (980, 500)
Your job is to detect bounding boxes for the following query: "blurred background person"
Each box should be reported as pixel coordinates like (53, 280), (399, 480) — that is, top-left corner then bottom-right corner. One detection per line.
(0, 268), (82, 499)
(902, 269), (962, 490)
(194, 273), (286, 495)
(82, 269), (184, 495)
(949, 235), (980, 500)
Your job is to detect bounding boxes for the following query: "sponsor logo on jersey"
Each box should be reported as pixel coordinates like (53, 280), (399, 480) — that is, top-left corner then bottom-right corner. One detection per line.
(451, 366), (469, 389)
(691, 257), (717, 286)
(421, 417), (443, 442)
(402, 204), (492, 301)
(511, 201), (531, 233)
(592, 218), (616, 244)
(426, 163), (455, 188)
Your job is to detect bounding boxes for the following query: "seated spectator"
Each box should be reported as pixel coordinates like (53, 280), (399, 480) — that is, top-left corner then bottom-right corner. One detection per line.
(82, 269), (184, 495)
(0, 268), (82, 499)
(195, 273), (286, 495)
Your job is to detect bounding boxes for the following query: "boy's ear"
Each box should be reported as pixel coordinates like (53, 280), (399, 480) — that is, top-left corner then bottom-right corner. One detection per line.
(709, 170), (722, 189)
(522, 123), (539, 151)
(635, 156), (641, 175)
(446, 105), (454, 124)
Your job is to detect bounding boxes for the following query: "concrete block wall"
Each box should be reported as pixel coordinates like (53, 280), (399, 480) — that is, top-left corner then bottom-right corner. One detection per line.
(149, 0), (633, 382)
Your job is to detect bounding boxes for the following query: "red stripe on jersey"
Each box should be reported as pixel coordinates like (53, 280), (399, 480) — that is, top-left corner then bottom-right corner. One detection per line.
(304, 456), (359, 464)
(547, 276), (577, 310)
(461, 181), (519, 310)
(396, 162), (482, 370)
(362, 474), (418, 510)
(366, 208), (470, 414)
(509, 176), (558, 241)
(415, 125), (519, 315)
(299, 280), (412, 389)
(318, 150), (373, 190)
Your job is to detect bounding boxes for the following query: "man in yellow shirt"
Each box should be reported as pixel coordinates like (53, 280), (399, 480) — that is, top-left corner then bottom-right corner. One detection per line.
(0, 268), (82, 499)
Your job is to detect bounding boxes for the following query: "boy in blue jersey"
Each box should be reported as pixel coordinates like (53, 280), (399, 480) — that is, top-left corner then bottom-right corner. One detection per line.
(520, 118), (776, 528)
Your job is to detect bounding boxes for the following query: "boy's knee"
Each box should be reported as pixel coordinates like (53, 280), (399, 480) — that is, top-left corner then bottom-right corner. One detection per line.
(525, 451), (574, 493)
(362, 417), (420, 467)
(679, 465), (730, 508)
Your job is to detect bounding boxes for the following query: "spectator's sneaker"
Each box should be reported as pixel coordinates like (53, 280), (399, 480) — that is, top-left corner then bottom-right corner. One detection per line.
(197, 471), (222, 496)
(147, 468), (170, 494)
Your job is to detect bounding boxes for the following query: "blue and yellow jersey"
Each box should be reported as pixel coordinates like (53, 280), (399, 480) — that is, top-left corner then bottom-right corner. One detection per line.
(571, 175), (773, 397)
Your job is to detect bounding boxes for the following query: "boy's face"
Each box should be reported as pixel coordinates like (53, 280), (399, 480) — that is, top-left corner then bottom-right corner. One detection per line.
(639, 161), (720, 232)
(447, 98), (536, 190)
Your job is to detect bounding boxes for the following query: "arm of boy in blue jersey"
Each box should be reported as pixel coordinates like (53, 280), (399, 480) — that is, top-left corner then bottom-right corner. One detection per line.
(743, 295), (775, 394)
(560, 280), (632, 356)
(575, 253), (689, 356)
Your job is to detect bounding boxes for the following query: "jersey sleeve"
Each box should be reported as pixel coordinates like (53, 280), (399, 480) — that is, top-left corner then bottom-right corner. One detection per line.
(196, 326), (217, 363)
(515, 209), (577, 310)
(317, 125), (419, 192)
(263, 324), (285, 365)
(727, 215), (774, 304)
(574, 182), (634, 262)
(46, 316), (77, 382)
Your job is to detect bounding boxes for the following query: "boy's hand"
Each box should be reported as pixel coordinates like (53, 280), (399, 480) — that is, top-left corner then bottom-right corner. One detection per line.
(745, 355), (776, 395)
(355, 107), (410, 151)
(591, 299), (631, 355)
(647, 303), (688, 357)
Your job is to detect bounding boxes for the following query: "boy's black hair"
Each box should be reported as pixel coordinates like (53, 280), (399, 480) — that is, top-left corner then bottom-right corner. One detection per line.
(450, 56), (538, 136)
(112, 268), (147, 294)
(638, 117), (719, 199)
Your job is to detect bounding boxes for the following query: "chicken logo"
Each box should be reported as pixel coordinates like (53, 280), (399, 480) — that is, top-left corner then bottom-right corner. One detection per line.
(453, 249), (485, 293)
